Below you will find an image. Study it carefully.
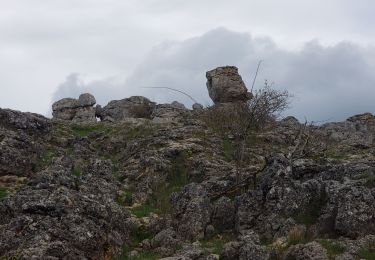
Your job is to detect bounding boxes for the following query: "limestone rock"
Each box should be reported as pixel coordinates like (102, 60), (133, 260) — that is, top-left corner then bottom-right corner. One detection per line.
(171, 183), (211, 241)
(206, 66), (252, 104)
(52, 93), (97, 123)
(284, 241), (328, 260)
(98, 96), (155, 121)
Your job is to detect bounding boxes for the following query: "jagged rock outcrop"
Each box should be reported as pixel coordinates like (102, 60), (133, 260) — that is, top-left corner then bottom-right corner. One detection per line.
(206, 66), (252, 104)
(319, 112), (375, 147)
(97, 96), (156, 122)
(52, 93), (97, 123)
(171, 183), (211, 241)
(0, 157), (130, 259)
(0, 108), (50, 185)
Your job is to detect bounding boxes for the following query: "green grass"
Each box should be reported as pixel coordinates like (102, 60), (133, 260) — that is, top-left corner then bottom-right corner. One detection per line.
(0, 187), (8, 200)
(129, 204), (155, 218)
(72, 165), (82, 177)
(37, 148), (58, 170)
(201, 234), (234, 255)
(128, 152), (189, 217)
(222, 138), (234, 162)
(71, 123), (110, 137)
(125, 126), (154, 141)
(318, 240), (345, 259)
(114, 245), (160, 260)
(360, 170), (375, 188)
(118, 191), (134, 206)
(359, 241), (375, 260)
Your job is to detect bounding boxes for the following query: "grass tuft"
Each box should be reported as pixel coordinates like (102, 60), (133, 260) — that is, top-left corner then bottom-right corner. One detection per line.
(0, 187), (8, 200)
(318, 239), (345, 259)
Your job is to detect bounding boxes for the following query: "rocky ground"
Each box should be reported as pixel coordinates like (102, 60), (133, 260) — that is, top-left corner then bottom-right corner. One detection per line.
(1, 67), (375, 259)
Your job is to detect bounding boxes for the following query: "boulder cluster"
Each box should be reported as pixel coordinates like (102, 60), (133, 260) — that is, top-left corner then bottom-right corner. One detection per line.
(51, 66), (250, 123)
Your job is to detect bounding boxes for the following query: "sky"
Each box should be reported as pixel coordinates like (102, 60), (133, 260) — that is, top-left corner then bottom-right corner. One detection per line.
(1, 0), (375, 122)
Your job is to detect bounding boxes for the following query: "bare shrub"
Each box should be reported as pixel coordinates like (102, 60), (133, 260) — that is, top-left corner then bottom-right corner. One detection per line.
(202, 83), (291, 185)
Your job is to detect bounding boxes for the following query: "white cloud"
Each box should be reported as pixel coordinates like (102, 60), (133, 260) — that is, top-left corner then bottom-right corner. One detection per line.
(53, 28), (375, 122)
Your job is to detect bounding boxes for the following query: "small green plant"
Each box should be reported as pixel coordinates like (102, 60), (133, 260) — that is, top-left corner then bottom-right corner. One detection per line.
(318, 239), (345, 259)
(115, 247), (160, 260)
(129, 204), (155, 218)
(358, 240), (375, 260)
(0, 187), (8, 200)
(118, 191), (133, 206)
(71, 123), (110, 137)
(201, 233), (235, 255)
(40, 149), (57, 165)
(72, 165), (82, 177)
(360, 170), (375, 188)
(222, 138), (234, 162)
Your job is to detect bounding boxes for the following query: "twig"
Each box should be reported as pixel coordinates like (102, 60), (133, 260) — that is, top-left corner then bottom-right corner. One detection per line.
(251, 60), (263, 92)
(143, 87), (198, 104)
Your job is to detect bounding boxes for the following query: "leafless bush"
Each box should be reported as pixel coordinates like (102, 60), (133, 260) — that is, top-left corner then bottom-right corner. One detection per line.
(202, 83), (291, 185)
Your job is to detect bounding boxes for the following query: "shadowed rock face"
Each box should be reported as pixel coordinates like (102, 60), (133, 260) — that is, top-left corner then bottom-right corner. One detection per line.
(52, 93), (97, 123)
(206, 66), (252, 104)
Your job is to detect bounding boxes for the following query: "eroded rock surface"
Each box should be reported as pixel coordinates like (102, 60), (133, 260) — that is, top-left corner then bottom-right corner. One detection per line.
(206, 66), (252, 104)
(52, 93), (97, 123)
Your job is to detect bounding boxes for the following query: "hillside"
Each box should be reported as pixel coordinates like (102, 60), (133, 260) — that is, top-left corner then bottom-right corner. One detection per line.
(1, 66), (375, 260)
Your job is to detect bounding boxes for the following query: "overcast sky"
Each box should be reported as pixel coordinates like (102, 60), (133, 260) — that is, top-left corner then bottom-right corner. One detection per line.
(1, 0), (375, 122)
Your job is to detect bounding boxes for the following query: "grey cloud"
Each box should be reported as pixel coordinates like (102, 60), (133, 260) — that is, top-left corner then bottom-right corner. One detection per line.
(53, 28), (375, 122)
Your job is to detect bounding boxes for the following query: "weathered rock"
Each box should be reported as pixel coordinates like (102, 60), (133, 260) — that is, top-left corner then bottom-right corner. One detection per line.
(319, 112), (375, 147)
(0, 157), (130, 259)
(192, 103), (204, 111)
(206, 66), (252, 104)
(284, 241), (328, 260)
(0, 108), (51, 133)
(212, 196), (235, 231)
(52, 93), (97, 123)
(0, 108), (50, 178)
(221, 231), (269, 260)
(152, 103), (190, 123)
(171, 183), (211, 241)
(78, 93), (96, 107)
(98, 96), (155, 121)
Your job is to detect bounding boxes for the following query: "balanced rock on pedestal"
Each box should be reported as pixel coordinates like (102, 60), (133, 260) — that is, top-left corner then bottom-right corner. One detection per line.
(52, 93), (97, 123)
(206, 66), (252, 104)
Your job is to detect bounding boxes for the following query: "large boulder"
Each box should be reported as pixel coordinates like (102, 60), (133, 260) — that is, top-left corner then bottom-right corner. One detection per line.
(171, 183), (211, 241)
(97, 96), (155, 122)
(52, 93), (97, 123)
(206, 66), (252, 104)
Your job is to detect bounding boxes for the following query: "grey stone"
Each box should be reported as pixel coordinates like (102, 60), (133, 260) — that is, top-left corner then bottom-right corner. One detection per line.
(206, 66), (252, 104)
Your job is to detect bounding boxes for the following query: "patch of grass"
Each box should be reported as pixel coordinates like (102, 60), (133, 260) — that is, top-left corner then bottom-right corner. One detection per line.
(318, 240), (345, 259)
(128, 151), (190, 217)
(129, 204), (155, 218)
(38, 148), (58, 168)
(125, 126), (154, 141)
(360, 170), (375, 188)
(359, 241), (375, 260)
(222, 138), (234, 162)
(72, 164), (82, 177)
(114, 244), (160, 260)
(118, 191), (133, 206)
(71, 123), (110, 137)
(0, 187), (8, 200)
(201, 233), (234, 255)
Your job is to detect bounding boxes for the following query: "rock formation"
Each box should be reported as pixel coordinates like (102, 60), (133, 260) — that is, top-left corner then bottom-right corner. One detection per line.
(52, 93), (97, 123)
(206, 66), (252, 104)
(2, 67), (375, 259)
(96, 96), (156, 122)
